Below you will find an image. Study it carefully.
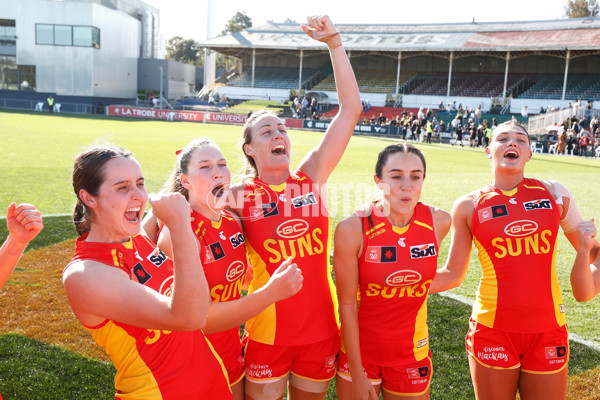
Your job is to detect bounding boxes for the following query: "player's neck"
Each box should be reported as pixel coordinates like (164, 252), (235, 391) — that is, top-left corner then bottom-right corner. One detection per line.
(491, 171), (524, 192)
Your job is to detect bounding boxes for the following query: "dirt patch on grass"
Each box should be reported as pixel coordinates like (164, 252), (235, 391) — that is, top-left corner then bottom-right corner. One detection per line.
(0, 240), (108, 362)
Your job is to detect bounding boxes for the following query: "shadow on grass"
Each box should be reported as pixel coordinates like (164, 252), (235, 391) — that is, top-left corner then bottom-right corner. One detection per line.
(0, 333), (115, 400)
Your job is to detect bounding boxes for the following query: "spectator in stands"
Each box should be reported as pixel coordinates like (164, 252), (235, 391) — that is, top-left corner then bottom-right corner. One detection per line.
(311, 97), (319, 114)
(590, 115), (599, 134)
(230, 15), (362, 400)
(567, 129), (577, 155)
(426, 107), (433, 120)
(417, 107), (425, 119)
(477, 124), (485, 147)
(291, 97), (300, 118)
(208, 94), (215, 104)
(521, 105), (529, 118)
(426, 119), (434, 143)
(302, 96), (309, 118)
(452, 124), (464, 147)
(451, 101), (457, 112)
(475, 106), (482, 127)
(469, 120), (477, 148)
(580, 131), (589, 157)
(362, 117), (369, 125)
(365, 99), (371, 112)
(0, 203), (43, 289)
(378, 112), (386, 125)
(558, 129), (567, 155)
(439, 101), (445, 111)
(370, 114), (377, 125)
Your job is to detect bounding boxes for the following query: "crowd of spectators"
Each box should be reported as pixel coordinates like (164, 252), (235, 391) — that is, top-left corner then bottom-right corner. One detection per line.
(551, 112), (599, 157)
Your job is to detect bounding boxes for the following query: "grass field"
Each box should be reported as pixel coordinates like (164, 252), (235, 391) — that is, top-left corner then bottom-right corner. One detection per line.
(1, 110), (600, 399)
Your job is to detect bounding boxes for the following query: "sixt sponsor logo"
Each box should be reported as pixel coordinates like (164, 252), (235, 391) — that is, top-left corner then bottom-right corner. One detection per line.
(229, 232), (244, 248)
(524, 199), (552, 211)
(504, 220), (538, 237)
(276, 219), (309, 239)
(292, 192), (317, 208)
(410, 243), (436, 259)
(385, 270), (422, 286)
(147, 247), (168, 267)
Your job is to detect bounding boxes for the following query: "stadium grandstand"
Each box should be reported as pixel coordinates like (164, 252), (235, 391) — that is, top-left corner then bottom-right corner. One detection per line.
(202, 17), (600, 135)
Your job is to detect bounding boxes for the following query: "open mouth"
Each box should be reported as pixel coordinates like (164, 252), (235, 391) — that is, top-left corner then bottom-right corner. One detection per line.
(271, 144), (286, 155)
(504, 149), (519, 159)
(125, 206), (141, 223)
(211, 184), (225, 198)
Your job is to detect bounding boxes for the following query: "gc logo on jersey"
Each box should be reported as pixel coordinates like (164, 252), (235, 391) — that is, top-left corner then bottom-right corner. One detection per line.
(410, 243), (436, 259)
(524, 199), (552, 211)
(504, 220), (538, 237)
(229, 232), (245, 248)
(276, 219), (309, 239)
(226, 260), (246, 282)
(292, 192), (317, 208)
(385, 270), (422, 286)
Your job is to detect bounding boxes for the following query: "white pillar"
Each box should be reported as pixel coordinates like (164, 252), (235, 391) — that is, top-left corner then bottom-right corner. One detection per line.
(562, 49), (570, 101)
(395, 51), (402, 95)
(447, 51), (454, 98)
(299, 50), (304, 91)
(251, 48), (256, 88)
(503, 51), (510, 99)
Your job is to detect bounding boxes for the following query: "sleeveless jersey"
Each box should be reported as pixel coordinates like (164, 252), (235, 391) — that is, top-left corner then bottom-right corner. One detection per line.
(191, 208), (247, 368)
(66, 233), (232, 400)
(241, 171), (338, 346)
(357, 203), (438, 366)
(471, 178), (564, 332)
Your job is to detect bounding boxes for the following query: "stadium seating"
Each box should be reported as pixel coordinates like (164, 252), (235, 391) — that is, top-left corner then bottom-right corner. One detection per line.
(228, 67), (320, 90)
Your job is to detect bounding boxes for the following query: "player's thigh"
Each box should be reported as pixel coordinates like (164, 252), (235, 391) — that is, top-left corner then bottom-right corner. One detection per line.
(244, 376), (287, 400)
(518, 368), (567, 400)
(468, 355), (520, 400)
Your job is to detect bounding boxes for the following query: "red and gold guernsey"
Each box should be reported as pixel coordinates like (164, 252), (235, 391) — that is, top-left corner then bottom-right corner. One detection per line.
(241, 171), (338, 346)
(357, 203), (438, 366)
(65, 233), (232, 400)
(191, 208), (247, 368)
(471, 178), (564, 333)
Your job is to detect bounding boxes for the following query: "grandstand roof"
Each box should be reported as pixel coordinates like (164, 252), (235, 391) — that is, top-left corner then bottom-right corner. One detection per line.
(202, 17), (600, 55)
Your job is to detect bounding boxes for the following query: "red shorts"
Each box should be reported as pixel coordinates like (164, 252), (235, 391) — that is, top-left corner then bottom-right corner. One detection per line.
(243, 334), (339, 383)
(466, 318), (569, 373)
(336, 350), (432, 396)
(221, 346), (245, 386)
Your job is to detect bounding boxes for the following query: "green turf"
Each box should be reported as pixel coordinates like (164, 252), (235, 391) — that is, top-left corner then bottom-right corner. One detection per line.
(0, 333), (115, 399)
(2, 111), (600, 398)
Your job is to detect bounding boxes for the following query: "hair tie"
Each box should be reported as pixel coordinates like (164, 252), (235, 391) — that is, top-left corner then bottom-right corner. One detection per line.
(175, 149), (182, 155)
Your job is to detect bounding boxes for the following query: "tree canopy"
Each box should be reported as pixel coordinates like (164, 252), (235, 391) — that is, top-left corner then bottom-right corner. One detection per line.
(220, 11), (252, 36)
(166, 36), (201, 66)
(564, 0), (599, 17)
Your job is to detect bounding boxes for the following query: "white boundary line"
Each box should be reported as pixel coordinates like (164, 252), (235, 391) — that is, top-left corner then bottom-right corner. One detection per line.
(437, 291), (600, 351)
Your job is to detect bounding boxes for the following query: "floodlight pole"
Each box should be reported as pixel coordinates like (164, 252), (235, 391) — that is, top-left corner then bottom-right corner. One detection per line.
(159, 66), (163, 109)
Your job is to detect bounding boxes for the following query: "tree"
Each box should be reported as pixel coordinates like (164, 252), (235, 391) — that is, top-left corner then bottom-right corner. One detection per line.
(166, 36), (202, 66)
(216, 12), (253, 71)
(220, 11), (252, 36)
(564, 0), (599, 18)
